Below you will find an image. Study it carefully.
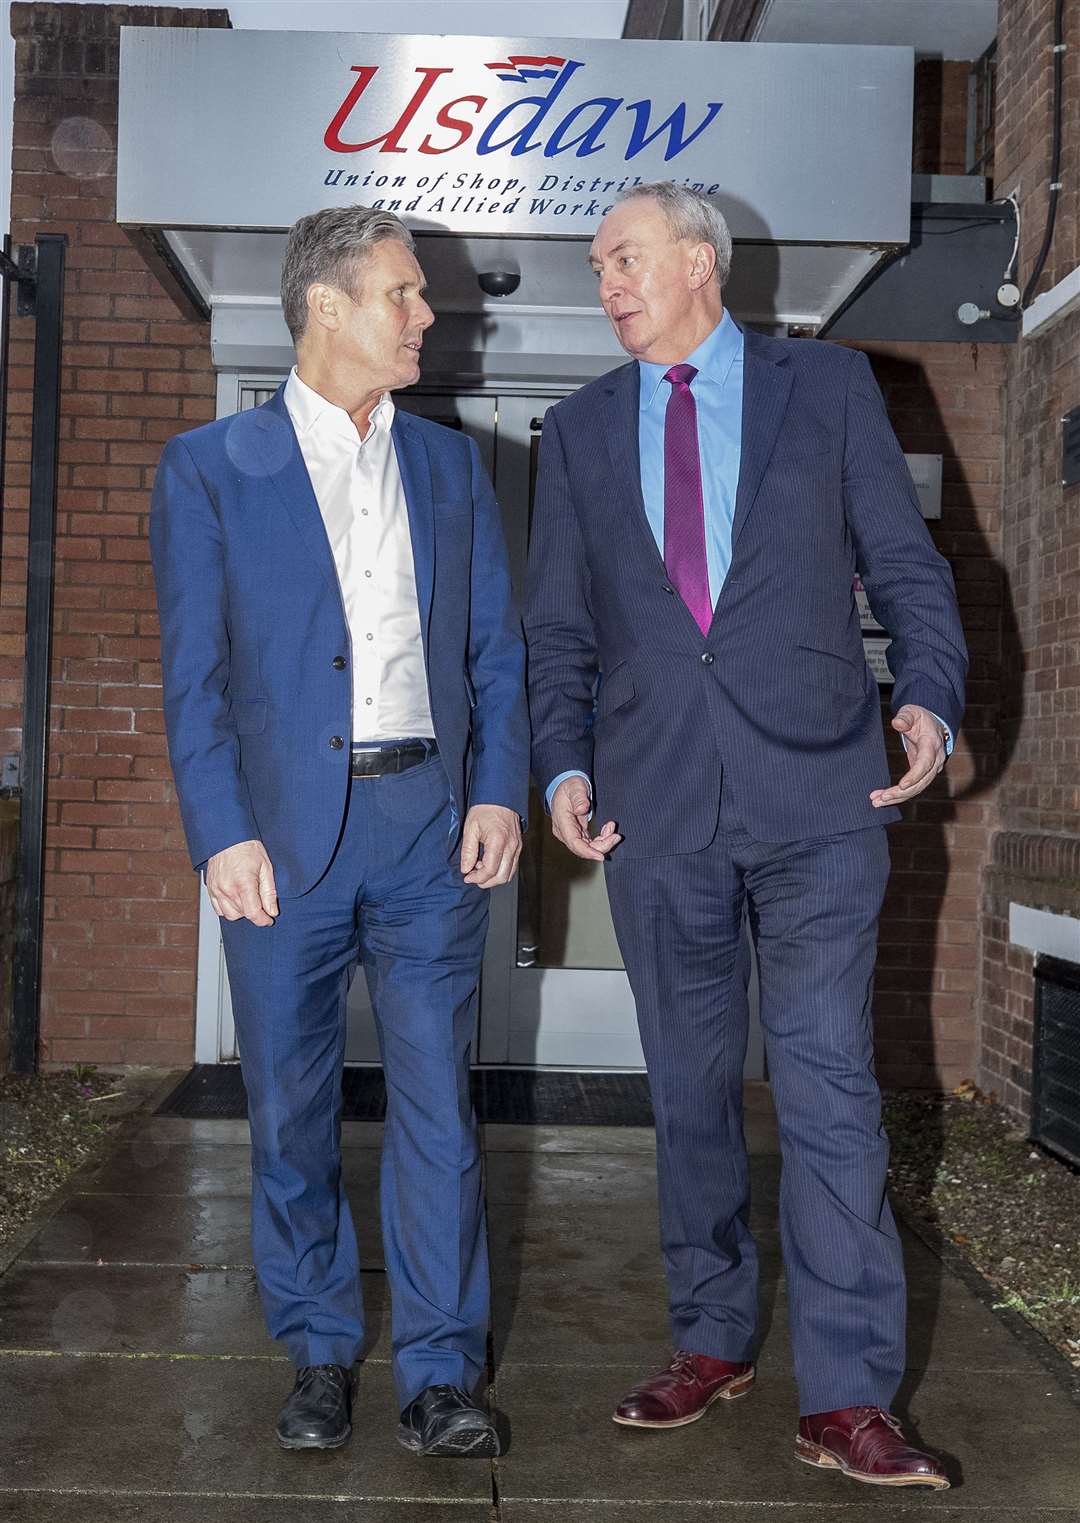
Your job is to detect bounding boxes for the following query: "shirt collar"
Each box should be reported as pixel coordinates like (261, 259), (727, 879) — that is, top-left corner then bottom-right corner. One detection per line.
(284, 366), (395, 444)
(638, 309), (742, 412)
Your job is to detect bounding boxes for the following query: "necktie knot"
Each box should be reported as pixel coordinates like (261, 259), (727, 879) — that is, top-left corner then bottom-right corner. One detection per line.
(664, 363), (698, 390)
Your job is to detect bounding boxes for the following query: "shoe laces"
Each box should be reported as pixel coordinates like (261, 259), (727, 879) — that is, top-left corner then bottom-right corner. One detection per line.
(296, 1364), (349, 1394)
(851, 1405), (903, 1436)
(670, 1351), (700, 1384)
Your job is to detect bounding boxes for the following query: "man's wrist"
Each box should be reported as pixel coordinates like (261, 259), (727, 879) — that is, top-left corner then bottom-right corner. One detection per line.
(545, 770), (593, 815)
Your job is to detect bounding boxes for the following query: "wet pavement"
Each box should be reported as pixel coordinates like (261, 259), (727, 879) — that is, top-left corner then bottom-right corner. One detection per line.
(0, 1081), (1077, 1521)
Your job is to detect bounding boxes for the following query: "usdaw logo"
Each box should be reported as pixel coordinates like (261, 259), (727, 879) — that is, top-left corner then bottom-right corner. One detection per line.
(324, 53), (723, 162)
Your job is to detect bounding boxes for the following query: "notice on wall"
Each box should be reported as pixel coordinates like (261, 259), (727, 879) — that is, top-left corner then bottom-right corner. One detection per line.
(863, 637), (895, 687)
(904, 453), (943, 519)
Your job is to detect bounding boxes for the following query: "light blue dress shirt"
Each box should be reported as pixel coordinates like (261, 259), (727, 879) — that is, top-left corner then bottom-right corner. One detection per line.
(544, 314), (950, 812)
(638, 308), (744, 607)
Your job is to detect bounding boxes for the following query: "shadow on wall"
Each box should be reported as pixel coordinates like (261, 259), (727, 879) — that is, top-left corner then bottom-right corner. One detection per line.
(862, 348), (1020, 1094)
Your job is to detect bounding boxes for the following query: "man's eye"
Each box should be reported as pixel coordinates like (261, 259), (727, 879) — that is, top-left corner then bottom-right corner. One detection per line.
(620, 256), (634, 268)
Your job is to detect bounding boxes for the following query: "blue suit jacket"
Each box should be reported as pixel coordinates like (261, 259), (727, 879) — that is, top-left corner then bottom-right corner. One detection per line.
(525, 330), (968, 851)
(150, 384), (529, 897)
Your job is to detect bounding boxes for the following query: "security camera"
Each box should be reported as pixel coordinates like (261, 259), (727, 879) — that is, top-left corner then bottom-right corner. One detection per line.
(478, 269), (521, 298)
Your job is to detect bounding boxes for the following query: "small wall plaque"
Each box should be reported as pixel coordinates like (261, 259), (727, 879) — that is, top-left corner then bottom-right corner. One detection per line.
(903, 453), (943, 518)
(863, 637), (895, 686)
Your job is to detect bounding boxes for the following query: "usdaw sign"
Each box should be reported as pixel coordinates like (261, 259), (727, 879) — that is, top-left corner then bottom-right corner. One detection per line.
(117, 30), (913, 242)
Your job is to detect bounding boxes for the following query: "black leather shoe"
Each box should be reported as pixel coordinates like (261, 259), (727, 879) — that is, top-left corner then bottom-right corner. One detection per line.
(275, 1363), (353, 1449)
(398, 1384), (500, 1457)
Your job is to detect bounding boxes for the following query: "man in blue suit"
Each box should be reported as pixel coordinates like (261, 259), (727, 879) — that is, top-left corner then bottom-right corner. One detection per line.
(150, 206), (528, 1458)
(526, 183), (965, 1489)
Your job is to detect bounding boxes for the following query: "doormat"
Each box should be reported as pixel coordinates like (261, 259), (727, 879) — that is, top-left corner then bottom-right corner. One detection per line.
(155, 1063), (655, 1126)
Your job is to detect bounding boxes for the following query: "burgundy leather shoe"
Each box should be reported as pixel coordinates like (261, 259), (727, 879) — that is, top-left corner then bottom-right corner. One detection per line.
(612, 1351), (755, 1428)
(796, 1406), (949, 1489)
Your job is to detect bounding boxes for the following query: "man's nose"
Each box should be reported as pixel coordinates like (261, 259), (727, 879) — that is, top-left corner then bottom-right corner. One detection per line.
(598, 268), (621, 306)
(419, 299), (435, 329)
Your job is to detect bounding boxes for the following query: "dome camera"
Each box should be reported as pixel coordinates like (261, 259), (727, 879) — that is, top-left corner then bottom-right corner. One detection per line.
(477, 269), (521, 298)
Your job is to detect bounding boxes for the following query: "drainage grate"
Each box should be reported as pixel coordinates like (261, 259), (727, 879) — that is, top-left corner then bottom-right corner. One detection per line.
(155, 1063), (655, 1127)
(1032, 955), (1080, 1167)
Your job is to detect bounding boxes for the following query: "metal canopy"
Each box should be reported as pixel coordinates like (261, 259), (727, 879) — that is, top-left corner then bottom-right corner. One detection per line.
(117, 27), (915, 370)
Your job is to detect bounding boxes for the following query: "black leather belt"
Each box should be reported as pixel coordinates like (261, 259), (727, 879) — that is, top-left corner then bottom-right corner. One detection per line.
(349, 738), (438, 778)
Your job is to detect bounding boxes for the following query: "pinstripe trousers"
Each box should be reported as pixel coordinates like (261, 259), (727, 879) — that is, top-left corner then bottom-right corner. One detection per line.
(604, 794), (904, 1414)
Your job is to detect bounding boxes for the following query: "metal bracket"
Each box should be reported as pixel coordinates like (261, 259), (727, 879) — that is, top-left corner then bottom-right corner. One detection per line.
(15, 245), (38, 317)
(0, 754), (19, 792)
(0, 244), (39, 317)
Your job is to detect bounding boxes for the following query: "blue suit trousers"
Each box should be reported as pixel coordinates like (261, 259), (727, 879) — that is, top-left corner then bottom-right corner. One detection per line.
(604, 792), (904, 1414)
(220, 756), (489, 1405)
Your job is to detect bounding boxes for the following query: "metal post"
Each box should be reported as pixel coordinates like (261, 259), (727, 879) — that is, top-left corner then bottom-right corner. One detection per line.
(11, 233), (67, 1074)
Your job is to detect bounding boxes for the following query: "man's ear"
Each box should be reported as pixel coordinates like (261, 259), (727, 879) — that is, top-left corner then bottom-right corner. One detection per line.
(689, 241), (716, 291)
(305, 282), (341, 333)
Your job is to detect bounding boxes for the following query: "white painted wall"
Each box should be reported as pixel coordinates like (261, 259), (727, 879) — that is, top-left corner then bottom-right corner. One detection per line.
(0, 0), (630, 238)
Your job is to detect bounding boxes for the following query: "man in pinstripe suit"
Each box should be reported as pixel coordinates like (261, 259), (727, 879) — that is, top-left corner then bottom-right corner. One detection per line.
(525, 184), (966, 1489)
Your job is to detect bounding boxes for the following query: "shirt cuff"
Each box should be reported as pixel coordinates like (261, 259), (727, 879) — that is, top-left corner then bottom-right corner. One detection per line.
(545, 770), (592, 814)
(900, 711), (953, 757)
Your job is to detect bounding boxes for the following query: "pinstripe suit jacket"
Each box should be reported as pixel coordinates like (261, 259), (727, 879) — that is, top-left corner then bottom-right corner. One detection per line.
(525, 328), (968, 852)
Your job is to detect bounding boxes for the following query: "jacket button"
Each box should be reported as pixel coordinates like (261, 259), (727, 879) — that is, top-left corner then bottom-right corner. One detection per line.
(701, 653), (714, 665)
(329, 735), (344, 749)
(332, 655), (347, 670)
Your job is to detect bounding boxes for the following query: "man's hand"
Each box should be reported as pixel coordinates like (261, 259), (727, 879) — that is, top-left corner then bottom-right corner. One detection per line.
(460, 805), (523, 888)
(870, 704), (948, 808)
(551, 777), (622, 861)
(205, 839), (279, 925)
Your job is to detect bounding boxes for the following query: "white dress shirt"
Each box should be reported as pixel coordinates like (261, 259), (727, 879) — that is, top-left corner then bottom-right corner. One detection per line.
(283, 367), (434, 741)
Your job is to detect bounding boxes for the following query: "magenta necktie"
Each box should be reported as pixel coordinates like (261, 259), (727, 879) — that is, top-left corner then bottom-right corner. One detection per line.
(663, 363), (712, 636)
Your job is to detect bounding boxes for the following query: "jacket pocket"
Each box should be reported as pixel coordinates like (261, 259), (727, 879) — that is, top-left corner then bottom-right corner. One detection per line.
(230, 697), (267, 734)
(794, 644), (866, 698)
(595, 661), (635, 719)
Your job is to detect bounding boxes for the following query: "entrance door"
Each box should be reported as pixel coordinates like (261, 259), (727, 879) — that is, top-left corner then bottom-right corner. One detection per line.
(202, 380), (762, 1077)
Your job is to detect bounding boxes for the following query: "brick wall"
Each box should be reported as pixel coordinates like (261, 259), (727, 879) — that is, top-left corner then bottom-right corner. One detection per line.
(851, 340), (1004, 1091)
(2, 4), (228, 1068)
(978, 0), (1080, 1121)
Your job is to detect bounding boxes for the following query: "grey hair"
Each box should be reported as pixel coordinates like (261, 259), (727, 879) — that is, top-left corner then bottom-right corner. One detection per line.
(617, 181), (733, 289)
(280, 205), (416, 342)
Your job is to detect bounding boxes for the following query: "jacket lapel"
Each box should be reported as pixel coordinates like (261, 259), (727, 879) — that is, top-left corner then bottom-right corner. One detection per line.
(728, 327), (794, 554)
(391, 411), (435, 641)
(600, 362), (671, 583)
(258, 385), (344, 613)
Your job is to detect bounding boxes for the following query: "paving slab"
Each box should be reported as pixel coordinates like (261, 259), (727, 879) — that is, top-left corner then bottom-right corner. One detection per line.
(76, 1142), (382, 1200)
(500, 1508), (1080, 1522)
(0, 1262), (391, 1361)
(17, 1191), (385, 1271)
(0, 1500), (493, 1523)
(481, 1125), (657, 1155)
(483, 1151), (781, 1215)
(0, 1353), (492, 1503)
(130, 1118), (386, 1150)
(492, 1363), (1080, 1507)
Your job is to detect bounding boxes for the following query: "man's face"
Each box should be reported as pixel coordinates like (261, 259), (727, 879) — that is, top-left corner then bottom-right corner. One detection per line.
(333, 237), (434, 391)
(588, 198), (703, 362)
